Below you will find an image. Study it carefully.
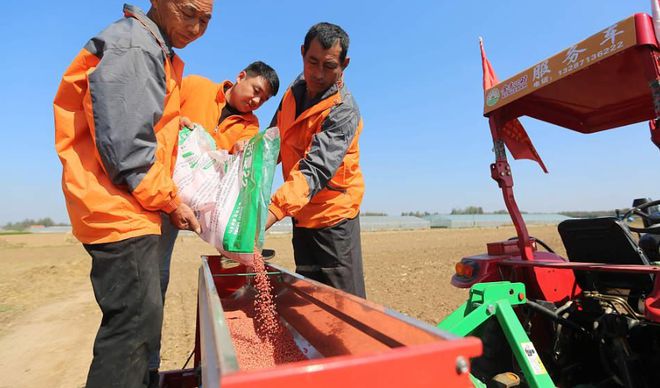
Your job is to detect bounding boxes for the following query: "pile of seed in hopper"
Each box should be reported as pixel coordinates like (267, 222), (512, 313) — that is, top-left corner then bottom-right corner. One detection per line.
(224, 253), (307, 370)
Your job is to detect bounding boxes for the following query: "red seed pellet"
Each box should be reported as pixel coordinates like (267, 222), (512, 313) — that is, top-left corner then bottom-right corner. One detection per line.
(252, 254), (280, 341)
(224, 254), (307, 371)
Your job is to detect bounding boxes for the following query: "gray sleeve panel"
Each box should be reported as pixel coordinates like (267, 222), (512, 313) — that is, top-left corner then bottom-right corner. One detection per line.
(298, 90), (361, 198)
(84, 17), (168, 58)
(88, 46), (167, 191)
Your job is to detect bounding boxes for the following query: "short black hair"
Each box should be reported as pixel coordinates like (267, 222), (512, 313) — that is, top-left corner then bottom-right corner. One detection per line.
(303, 22), (350, 63)
(244, 61), (280, 96)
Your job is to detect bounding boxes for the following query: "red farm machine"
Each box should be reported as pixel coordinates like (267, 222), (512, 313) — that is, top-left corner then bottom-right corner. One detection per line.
(440, 11), (660, 388)
(159, 9), (660, 388)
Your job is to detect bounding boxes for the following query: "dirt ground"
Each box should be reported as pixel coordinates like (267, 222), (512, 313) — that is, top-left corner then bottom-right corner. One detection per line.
(0, 225), (565, 387)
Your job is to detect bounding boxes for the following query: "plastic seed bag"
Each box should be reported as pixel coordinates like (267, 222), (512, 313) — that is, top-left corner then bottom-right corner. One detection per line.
(173, 124), (280, 266)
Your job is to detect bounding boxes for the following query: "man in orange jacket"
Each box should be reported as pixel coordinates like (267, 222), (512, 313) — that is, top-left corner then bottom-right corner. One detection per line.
(265, 23), (366, 298)
(180, 61), (279, 151)
(53, 2), (211, 387)
(148, 61), (279, 372)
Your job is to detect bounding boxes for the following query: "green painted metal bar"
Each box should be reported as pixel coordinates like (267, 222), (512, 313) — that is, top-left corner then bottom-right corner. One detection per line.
(438, 303), (490, 337)
(438, 281), (526, 336)
(470, 373), (487, 388)
(437, 281), (555, 388)
(494, 300), (554, 388)
(436, 302), (469, 332)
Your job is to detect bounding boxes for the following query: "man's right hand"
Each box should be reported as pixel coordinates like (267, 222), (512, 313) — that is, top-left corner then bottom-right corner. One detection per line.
(180, 116), (193, 131)
(169, 203), (201, 234)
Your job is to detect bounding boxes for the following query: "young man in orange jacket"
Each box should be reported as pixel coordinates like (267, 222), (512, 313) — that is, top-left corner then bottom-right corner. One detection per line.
(53, 1), (211, 386)
(265, 23), (366, 298)
(180, 61), (279, 151)
(148, 61), (279, 373)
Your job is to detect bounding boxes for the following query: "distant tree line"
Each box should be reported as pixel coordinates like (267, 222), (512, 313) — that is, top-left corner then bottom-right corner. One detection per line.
(401, 211), (439, 217)
(558, 210), (618, 218)
(2, 218), (69, 231)
(362, 211), (388, 216)
(381, 207), (631, 219)
(451, 206), (484, 215)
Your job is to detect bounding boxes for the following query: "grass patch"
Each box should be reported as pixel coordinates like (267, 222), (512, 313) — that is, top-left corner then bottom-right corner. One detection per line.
(0, 231), (31, 236)
(0, 304), (13, 313)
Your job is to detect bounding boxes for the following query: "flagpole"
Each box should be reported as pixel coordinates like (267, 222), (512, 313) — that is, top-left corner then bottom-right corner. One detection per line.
(481, 38), (535, 260)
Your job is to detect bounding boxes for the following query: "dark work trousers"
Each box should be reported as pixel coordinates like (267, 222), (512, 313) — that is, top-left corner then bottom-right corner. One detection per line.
(292, 215), (366, 298)
(83, 235), (163, 388)
(148, 214), (179, 371)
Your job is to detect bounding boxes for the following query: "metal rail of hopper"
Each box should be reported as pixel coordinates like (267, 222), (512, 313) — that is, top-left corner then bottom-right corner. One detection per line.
(161, 255), (482, 388)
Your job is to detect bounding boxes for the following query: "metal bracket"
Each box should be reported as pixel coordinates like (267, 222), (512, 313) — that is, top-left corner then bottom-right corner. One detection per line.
(438, 281), (555, 388)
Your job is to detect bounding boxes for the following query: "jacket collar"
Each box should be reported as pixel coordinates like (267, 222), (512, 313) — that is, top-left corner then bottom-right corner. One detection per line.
(290, 73), (340, 105)
(285, 75), (343, 127)
(123, 3), (173, 57)
(216, 80), (233, 105)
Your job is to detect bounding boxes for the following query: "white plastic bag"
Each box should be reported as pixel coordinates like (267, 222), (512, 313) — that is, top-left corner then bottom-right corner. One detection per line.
(173, 124), (280, 266)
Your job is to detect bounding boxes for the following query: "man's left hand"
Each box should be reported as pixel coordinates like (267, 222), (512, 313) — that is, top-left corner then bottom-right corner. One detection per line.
(230, 140), (248, 154)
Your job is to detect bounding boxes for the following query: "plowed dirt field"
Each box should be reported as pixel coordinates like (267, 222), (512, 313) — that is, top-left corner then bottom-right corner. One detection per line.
(0, 225), (565, 387)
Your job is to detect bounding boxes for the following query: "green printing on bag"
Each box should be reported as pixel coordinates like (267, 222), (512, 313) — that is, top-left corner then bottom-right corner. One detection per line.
(179, 126), (192, 143)
(255, 133), (278, 249)
(223, 130), (279, 253)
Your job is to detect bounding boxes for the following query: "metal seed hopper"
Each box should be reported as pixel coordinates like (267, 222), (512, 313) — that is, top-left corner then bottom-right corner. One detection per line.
(160, 255), (481, 387)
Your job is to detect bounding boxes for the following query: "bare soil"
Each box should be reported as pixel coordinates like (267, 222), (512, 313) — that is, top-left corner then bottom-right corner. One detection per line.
(0, 226), (564, 387)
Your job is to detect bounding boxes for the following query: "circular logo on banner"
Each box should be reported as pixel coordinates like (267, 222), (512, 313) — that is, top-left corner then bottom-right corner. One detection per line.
(486, 88), (500, 106)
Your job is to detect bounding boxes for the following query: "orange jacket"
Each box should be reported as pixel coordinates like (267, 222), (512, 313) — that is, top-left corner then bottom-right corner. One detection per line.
(54, 5), (183, 244)
(269, 76), (364, 228)
(180, 76), (259, 151)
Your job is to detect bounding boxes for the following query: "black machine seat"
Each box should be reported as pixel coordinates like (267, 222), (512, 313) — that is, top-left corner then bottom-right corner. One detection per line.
(558, 217), (654, 295)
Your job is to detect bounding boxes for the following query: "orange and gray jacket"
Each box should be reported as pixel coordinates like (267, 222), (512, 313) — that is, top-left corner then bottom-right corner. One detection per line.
(180, 76), (259, 151)
(54, 4), (183, 244)
(269, 75), (364, 228)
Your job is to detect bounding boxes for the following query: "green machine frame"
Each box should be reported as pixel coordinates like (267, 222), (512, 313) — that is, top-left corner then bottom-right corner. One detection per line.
(438, 282), (555, 388)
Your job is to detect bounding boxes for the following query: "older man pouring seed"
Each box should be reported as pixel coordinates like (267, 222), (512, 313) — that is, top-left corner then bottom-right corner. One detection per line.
(54, 1), (213, 387)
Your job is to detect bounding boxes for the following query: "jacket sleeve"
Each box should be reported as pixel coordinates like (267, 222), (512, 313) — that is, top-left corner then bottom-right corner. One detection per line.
(88, 46), (179, 213)
(215, 116), (260, 152)
(269, 103), (359, 220)
(236, 120), (259, 143)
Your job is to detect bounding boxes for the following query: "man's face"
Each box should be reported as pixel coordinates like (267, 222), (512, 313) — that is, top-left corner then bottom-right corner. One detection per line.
(301, 38), (349, 97)
(228, 72), (272, 113)
(151, 0), (213, 49)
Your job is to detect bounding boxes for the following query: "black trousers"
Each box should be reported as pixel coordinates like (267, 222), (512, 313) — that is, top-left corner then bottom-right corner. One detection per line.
(292, 215), (366, 298)
(83, 235), (163, 388)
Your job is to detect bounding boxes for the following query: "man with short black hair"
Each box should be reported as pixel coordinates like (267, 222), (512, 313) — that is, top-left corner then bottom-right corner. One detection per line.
(265, 22), (366, 298)
(54, 1), (213, 386)
(179, 60), (279, 150)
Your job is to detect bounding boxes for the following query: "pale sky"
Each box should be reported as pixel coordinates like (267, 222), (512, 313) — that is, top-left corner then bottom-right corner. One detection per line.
(0, 0), (658, 224)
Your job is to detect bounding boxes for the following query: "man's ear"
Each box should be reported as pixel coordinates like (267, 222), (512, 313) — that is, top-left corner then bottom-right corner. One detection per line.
(342, 56), (350, 70)
(300, 44), (306, 58)
(236, 70), (247, 83)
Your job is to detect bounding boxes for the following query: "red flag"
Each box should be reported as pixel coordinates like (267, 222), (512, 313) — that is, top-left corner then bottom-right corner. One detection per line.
(480, 38), (548, 173)
(650, 2), (660, 151)
(650, 120), (660, 150)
